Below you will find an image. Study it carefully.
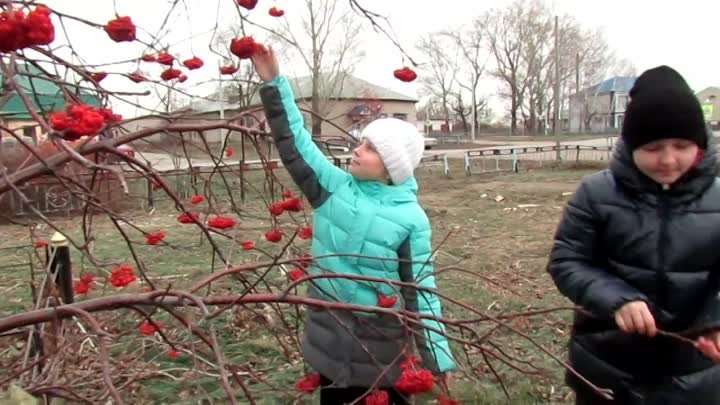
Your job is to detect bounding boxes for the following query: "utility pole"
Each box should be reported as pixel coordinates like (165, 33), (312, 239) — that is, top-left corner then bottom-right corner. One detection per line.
(575, 52), (581, 133)
(553, 15), (561, 161)
(426, 100), (431, 135)
(575, 52), (581, 95)
(471, 91), (477, 142)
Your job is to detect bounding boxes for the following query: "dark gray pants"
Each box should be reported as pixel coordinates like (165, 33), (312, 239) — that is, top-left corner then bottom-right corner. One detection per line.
(320, 375), (409, 405)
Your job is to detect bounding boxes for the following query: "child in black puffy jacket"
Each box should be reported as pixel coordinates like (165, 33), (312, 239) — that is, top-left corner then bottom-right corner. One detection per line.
(548, 65), (720, 405)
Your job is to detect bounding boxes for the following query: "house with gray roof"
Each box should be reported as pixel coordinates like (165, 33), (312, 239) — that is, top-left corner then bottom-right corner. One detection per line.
(568, 76), (636, 133)
(169, 73), (418, 140)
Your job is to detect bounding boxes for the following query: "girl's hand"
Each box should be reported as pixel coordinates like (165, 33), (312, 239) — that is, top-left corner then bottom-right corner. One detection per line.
(614, 301), (657, 337)
(696, 331), (720, 362)
(251, 43), (279, 83)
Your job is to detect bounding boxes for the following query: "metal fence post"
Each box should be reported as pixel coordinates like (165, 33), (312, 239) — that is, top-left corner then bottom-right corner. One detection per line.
(146, 163), (155, 213)
(50, 232), (73, 304)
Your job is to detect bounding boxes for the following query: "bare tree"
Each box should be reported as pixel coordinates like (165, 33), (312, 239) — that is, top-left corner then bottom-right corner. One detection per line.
(579, 31), (614, 85)
(274, 0), (364, 135)
(568, 32), (609, 133)
(479, 0), (533, 135)
(565, 29), (629, 133)
(416, 33), (459, 131)
(482, 0), (622, 136)
(443, 25), (489, 140)
(447, 91), (491, 135)
(534, 15), (594, 135)
(417, 96), (443, 121)
(508, 5), (599, 135)
(415, 23), (490, 138)
(517, 0), (554, 135)
(610, 57), (638, 77)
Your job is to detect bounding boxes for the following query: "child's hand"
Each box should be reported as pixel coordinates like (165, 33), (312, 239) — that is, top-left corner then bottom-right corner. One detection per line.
(614, 301), (657, 337)
(251, 43), (279, 83)
(696, 331), (720, 362)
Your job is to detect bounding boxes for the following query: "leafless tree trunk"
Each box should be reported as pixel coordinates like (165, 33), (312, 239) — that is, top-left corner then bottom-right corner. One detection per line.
(481, 0), (625, 136)
(611, 58), (638, 77)
(443, 25), (489, 140)
(479, 1), (536, 135)
(275, 0), (364, 136)
(568, 28), (622, 133)
(416, 33), (460, 131)
(449, 93), (471, 135)
(518, 0), (553, 135)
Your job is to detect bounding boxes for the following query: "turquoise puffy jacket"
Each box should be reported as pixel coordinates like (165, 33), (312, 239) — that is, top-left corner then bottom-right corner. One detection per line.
(260, 76), (455, 387)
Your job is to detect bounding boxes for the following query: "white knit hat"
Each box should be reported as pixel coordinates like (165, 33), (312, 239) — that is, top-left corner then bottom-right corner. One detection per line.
(360, 118), (425, 185)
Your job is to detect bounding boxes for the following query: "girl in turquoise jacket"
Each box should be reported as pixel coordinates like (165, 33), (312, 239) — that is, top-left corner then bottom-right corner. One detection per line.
(252, 45), (456, 404)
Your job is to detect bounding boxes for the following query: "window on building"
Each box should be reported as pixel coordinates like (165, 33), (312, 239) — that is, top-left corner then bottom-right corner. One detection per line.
(392, 113), (408, 120)
(22, 126), (36, 144)
(618, 95), (629, 110)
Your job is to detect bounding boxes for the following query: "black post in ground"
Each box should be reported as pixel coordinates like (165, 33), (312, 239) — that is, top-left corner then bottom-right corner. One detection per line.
(49, 232), (73, 304)
(146, 162), (155, 213)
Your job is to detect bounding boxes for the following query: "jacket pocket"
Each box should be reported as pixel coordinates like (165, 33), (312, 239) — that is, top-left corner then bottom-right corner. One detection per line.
(651, 365), (720, 405)
(567, 339), (635, 400)
(351, 315), (407, 364)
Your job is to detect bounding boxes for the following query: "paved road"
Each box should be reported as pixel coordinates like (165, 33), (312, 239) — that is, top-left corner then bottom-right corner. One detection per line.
(137, 132), (720, 170)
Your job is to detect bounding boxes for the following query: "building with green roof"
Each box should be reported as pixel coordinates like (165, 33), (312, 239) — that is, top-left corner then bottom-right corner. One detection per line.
(0, 63), (101, 143)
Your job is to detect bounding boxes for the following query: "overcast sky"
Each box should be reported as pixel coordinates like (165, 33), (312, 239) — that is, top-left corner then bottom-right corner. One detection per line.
(42, 0), (720, 118)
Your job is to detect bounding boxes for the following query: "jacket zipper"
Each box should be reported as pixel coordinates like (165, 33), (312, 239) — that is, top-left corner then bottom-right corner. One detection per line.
(657, 185), (671, 308)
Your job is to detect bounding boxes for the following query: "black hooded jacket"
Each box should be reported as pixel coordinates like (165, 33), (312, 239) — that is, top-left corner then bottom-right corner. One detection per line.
(548, 135), (720, 404)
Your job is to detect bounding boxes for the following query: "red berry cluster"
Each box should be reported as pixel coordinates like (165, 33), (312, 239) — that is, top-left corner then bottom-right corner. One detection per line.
(109, 264), (137, 288)
(177, 212), (200, 224)
(49, 104), (122, 141)
(230, 36), (260, 59)
(208, 216), (236, 230)
(269, 196), (304, 217)
(145, 231), (166, 246)
(0, 6), (54, 53)
(393, 67), (417, 83)
(104, 16), (136, 42)
(74, 274), (95, 295)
